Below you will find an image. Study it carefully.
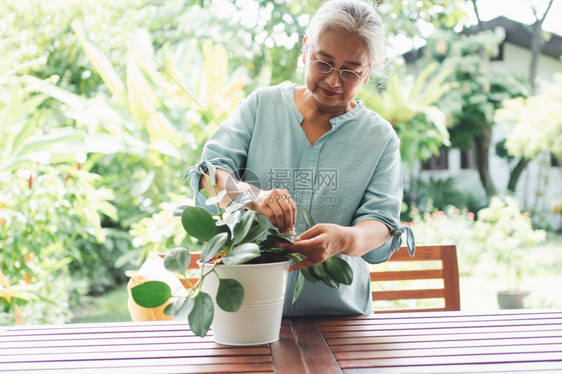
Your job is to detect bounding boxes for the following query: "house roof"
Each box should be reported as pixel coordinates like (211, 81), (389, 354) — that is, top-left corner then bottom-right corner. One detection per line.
(463, 16), (562, 60)
(403, 16), (562, 63)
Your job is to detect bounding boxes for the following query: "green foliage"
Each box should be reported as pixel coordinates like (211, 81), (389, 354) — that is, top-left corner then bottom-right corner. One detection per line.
(378, 0), (467, 39)
(0, 164), (114, 324)
(29, 24), (249, 261)
(426, 30), (530, 150)
(2, 1), (251, 323)
(131, 281), (172, 308)
(360, 61), (454, 167)
(497, 73), (562, 163)
(408, 196), (547, 285)
(417, 177), (468, 212)
(0, 82), (120, 323)
(188, 292), (214, 338)
(182, 207), (220, 242)
(473, 196), (546, 288)
(407, 206), (478, 275)
(216, 279), (245, 312)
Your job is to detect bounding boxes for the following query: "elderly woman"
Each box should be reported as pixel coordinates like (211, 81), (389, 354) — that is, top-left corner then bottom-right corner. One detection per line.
(187, 0), (414, 317)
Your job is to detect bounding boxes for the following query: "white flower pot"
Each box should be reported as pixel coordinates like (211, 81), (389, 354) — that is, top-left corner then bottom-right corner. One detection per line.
(497, 290), (530, 309)
(200, 260), (290, 346)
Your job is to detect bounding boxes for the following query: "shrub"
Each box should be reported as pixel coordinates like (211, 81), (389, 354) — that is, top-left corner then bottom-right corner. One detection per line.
(0, 164), (114, 324)
(472, 196), (546, 288)
(406, 205), (478, 275)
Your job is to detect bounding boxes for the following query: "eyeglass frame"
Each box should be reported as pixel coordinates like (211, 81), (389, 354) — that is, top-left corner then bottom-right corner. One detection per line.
(309, 52), (370, 83)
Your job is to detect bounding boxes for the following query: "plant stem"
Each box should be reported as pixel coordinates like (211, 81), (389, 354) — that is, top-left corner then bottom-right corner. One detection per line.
(184, 259), (222, 299)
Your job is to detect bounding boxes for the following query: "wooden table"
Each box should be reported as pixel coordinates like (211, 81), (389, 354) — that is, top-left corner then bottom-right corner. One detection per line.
(1, 309), (561, 373)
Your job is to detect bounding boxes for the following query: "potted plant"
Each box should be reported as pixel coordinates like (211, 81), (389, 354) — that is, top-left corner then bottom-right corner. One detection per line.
(472, 196), (546, 309)
(130, 162), (353, 345)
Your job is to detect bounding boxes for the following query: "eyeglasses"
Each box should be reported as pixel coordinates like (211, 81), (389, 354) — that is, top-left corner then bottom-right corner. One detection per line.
(311, 57), (368, 83)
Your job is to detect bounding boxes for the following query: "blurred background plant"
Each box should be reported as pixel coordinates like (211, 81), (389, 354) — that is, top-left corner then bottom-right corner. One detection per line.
(406, 205), (478, 276)
(407, 196), (547, 286)
(472, 196), (547, 289)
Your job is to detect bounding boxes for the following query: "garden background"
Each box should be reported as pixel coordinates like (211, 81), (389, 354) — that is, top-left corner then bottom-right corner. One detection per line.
(1, 0), (560, 325)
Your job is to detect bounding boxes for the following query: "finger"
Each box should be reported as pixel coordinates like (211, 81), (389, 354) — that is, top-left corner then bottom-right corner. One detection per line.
(280, 237), (318, 252)
(281, 191), (293, 233)
(289, 258), (315, 272)
(267, 191), (287, 232)
(272, 189), (294, 233)
(261, 199), (279, 229)
(296, 225), (322, 241)
(288, 195), (297, 230)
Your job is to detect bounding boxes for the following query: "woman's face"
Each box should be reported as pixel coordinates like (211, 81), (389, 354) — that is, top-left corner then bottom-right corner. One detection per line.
(304, 29), (371, 113)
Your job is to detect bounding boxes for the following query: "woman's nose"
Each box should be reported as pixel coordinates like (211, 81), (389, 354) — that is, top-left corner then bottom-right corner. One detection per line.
(324, 69), (342, 87)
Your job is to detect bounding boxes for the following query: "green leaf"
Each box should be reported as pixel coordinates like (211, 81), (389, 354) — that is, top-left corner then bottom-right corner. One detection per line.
(325, 256), (354, 286)
(267, 233), (295, 243)
(311, 263), (339, 289)
(204, 161), (217, 185)
(216, 278), (245, 312)
(201, 232), (229, 262)
(17, 129), (84, 156)
(292, 271), (305, 304)
(205, 190), (227, 206)
(130, 171), (155, 197)
(223, 243), (260, 265)
(260, 233), (295, 249)
(71, 21), (126, 102)
(164, 297), (193, 321)
(216, 210), (241, 237)
(181, 206), (218, 241)
(225, 191), (256, 212)
(301, 207), (315, 229)
(239, 223), (270, 244)
(188, 292), (214, 337)
(300, 266), (321, 284)
(163, 247), (191, 274)
(131, 281), (171, 308)
(173, 205), (187, 218)
(232, 210), (256, 245)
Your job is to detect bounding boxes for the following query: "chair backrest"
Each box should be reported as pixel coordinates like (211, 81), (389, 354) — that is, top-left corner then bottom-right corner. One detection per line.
(370, 244), (460, 313)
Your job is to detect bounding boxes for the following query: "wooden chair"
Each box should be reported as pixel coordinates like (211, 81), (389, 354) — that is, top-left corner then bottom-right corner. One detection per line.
(370, 244), (460, 313)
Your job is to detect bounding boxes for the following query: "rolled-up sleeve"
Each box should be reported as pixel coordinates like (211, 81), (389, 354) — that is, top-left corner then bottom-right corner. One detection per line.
(349, 135), (413, 263)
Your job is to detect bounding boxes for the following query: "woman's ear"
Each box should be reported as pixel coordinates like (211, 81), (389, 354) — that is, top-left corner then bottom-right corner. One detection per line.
(302, 35), (308, 64)
(363, 72), (370, 84)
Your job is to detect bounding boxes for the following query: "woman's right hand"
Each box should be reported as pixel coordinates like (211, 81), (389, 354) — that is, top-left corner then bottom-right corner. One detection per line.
(247, 188), (296, 234)
(201, 168), (296, 233)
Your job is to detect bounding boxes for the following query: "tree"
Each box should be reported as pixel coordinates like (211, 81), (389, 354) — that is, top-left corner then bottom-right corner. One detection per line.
(359, 61), (454, 168)
(423, 29), (529, 197)
(496, 73), (562, 168)
(470, 0), (555, 194)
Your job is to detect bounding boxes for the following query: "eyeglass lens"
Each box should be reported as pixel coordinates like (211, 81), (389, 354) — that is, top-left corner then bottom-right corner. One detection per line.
(313, 60), (361, 82)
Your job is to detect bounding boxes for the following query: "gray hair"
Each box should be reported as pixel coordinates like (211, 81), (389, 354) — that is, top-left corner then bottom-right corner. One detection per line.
(304, 0), (386, 72)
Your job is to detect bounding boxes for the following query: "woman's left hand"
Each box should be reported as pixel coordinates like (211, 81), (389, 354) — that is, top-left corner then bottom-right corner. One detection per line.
(280, 223), (353, 272)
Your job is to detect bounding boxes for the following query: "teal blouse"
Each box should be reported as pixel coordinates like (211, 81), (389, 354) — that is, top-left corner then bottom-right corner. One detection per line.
(185, 83), (414, 317)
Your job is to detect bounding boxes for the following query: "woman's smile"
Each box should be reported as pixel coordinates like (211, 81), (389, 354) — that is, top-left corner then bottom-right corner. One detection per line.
(320, 87), (339, 97)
